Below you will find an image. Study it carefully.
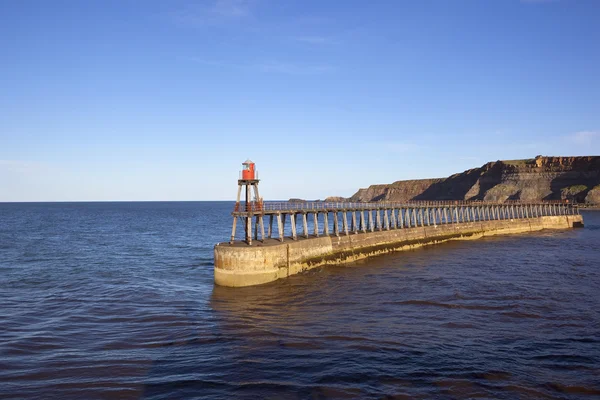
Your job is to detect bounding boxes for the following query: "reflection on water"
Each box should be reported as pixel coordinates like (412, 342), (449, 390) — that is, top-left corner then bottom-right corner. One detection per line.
(0, 203), (599, 399)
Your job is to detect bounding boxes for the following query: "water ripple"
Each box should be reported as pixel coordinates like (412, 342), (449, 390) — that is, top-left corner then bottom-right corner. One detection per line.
(0, 204), (599, 399)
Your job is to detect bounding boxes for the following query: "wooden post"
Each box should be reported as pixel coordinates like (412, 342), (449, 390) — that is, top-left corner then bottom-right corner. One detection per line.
(303, 213), (309, 238)
(369, 211), (375, 232)
(268, 214), (273, 238)
(245, 184), (251, 243)
(454, 207), (459, 224)
(313, 213), (319, 237)
(246, 215), (252, 245)
(230, 216), (237, 244)
(290, 213), (297, 240)
(360, 211), (366, 233)
(324, 212), (329, 235)
(333, 212), (340, 236)
(399, 208), (404, 228)
(235, 183), (242, 204)
(352, 211), (358, 234)
(376, 209), (382, 231)
(384, 209), (390, 230)
(391, 208), (397, 229)
(342, 211), (349, 236)
(277, 213), (284, 242)
(412, 208), (418, 227)
(259, 215), (265, 242)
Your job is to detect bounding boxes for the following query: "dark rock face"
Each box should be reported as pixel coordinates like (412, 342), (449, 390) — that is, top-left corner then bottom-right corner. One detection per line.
(349, 156), (600, 204)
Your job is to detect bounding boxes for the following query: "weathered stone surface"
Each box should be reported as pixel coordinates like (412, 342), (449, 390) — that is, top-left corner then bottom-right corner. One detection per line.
(348, 156), (600, 204)
(214, 215), (584, 287)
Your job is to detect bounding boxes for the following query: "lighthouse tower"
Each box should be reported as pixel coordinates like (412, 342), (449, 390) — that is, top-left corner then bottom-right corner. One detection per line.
(230, 160), (263, 244)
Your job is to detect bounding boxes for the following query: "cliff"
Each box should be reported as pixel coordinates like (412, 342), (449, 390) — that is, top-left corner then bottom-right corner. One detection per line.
(349, 156), (600, 204)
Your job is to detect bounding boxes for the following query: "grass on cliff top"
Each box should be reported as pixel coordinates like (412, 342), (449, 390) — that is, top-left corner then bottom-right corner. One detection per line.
(501, 158), (536, 166)
(563, 185), (589, 193)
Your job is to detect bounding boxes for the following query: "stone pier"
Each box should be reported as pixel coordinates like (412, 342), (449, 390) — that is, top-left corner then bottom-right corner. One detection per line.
(215, 201), (583, 287)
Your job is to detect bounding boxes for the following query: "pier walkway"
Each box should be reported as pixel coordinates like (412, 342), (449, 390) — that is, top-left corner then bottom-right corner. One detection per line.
(230, 200), (579, 245)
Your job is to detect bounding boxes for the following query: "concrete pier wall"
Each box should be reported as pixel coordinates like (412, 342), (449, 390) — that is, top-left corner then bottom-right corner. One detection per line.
(214, 215), (584, 287)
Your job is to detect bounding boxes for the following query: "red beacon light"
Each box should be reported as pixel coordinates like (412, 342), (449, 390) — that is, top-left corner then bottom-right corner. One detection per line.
(241, 159), (257, 180)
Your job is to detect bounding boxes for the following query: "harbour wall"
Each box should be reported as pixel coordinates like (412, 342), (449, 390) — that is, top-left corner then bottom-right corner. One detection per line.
(214, 215), (583, 287)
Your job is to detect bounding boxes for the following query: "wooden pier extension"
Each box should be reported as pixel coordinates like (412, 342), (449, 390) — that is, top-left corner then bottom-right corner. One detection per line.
(214, 200), (584, 287)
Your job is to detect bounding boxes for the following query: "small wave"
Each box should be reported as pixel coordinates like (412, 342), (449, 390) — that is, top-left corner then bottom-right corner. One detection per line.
(441, 322), (475, 329)
(279, 341), (322, 350)
(391, 300), (515, 311)
(545, 382), (600, 395)
(532, 354), (596, 363)
(501, 311), (542, 319)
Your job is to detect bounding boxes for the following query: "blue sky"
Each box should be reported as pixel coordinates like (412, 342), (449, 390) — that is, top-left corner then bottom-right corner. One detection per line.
(1, 0), (599, 201)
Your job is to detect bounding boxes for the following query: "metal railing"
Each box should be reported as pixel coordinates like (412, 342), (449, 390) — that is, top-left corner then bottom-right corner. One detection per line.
(233, 199), (575, 213)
